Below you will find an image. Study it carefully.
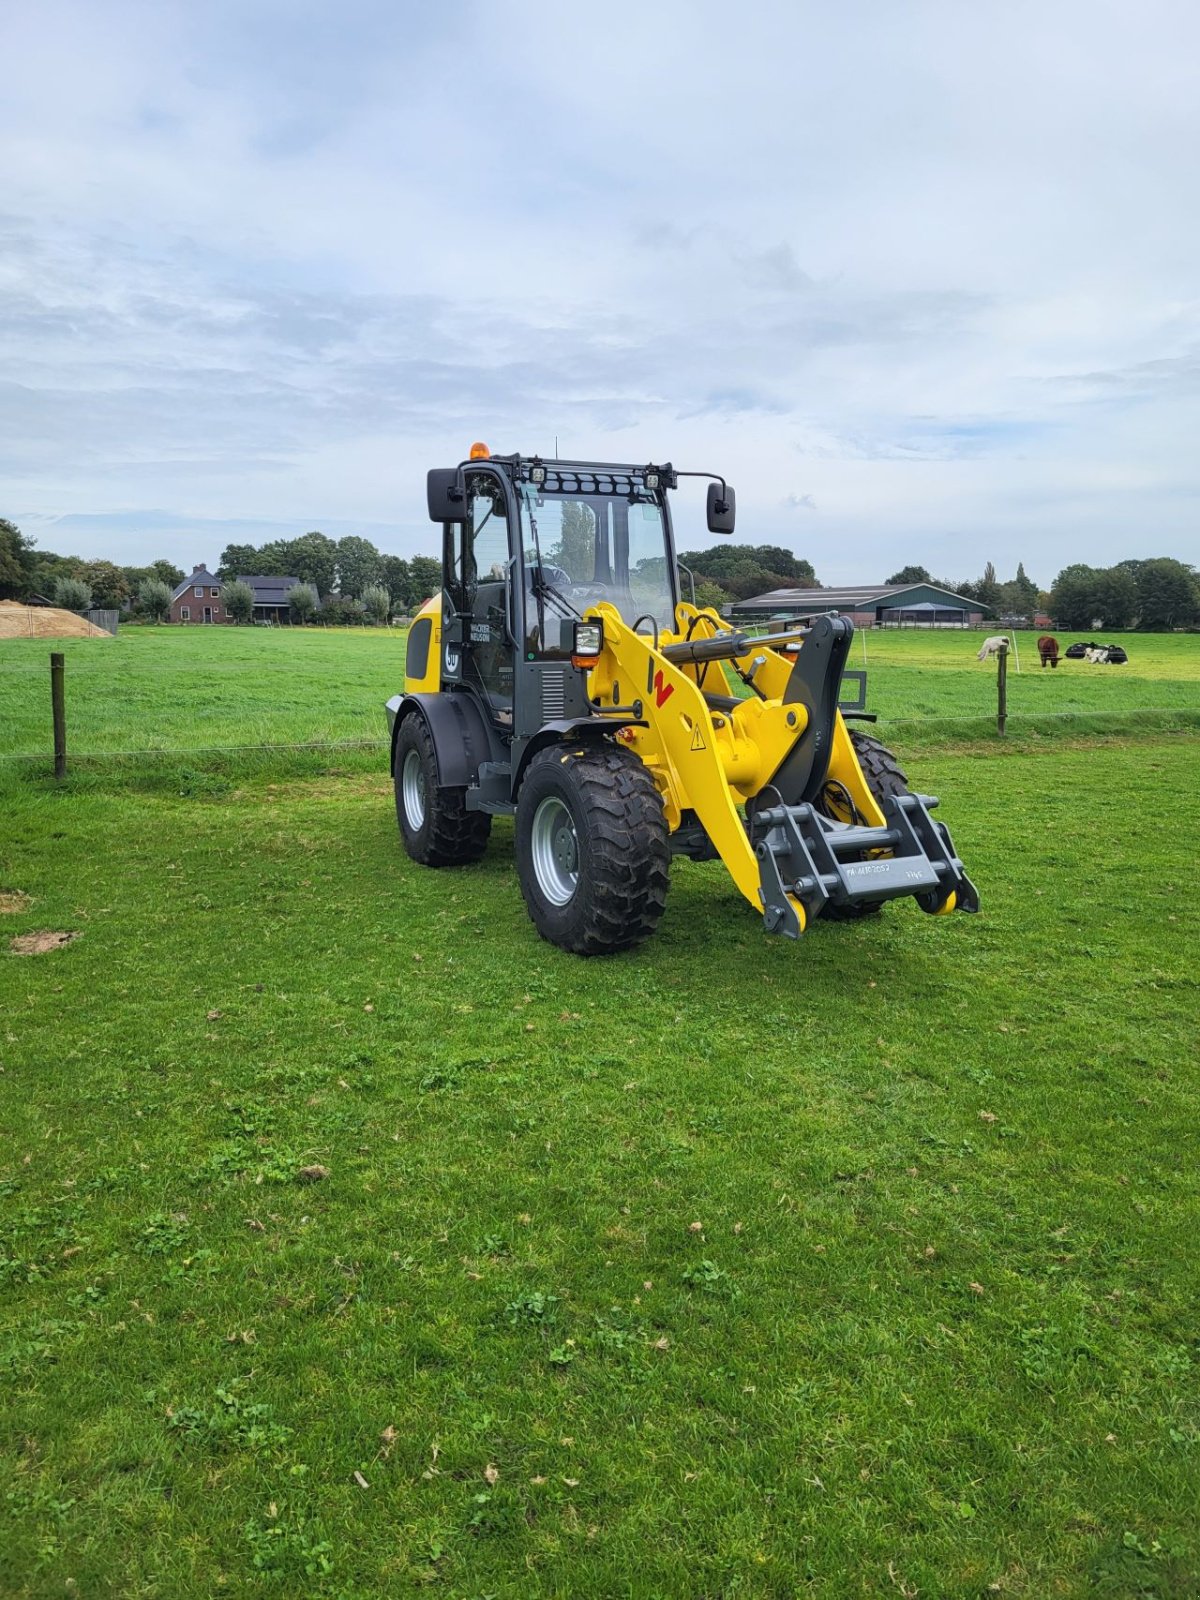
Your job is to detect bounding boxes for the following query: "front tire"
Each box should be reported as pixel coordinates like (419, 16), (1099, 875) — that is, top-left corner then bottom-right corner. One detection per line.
(515, 744), (669, 955)
(394, 714), (491, 866)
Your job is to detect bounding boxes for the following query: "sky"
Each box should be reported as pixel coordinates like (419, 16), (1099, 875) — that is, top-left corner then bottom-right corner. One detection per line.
(2, 0), (1198, 586)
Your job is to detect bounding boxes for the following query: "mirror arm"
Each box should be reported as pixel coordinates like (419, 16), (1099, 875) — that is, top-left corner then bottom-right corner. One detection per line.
(674, 469), (730, 513)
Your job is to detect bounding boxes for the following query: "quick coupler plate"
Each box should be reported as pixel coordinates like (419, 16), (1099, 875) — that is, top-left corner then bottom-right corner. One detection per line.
(751, 789), (980, 938)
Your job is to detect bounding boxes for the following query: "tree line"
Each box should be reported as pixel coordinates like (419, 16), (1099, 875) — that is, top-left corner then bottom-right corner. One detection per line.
(0, 519), (443, 622)
(6, 512), (1196, 631)
(887, 560), (1199, 630)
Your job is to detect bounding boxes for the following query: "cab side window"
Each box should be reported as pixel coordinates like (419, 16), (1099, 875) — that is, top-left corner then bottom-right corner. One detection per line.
(467, 480), (510, 598)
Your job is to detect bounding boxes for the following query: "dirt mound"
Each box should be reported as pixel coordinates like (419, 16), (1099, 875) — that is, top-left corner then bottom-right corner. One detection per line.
(0, 601), (111, 640)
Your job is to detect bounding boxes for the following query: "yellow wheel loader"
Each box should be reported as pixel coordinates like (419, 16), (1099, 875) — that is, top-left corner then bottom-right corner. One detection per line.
(386, 446), (978, 954)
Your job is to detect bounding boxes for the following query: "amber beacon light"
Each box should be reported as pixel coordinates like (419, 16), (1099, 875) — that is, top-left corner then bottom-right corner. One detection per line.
(469, 441), (491, 459)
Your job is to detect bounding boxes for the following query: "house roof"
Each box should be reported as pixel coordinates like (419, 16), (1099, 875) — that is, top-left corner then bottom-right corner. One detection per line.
(236, 575), (304, 605)
(171, 568), (221, 601)
(728, 582), (986, 615)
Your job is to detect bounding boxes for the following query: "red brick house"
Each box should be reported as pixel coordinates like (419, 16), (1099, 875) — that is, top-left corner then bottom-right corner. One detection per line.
(170, 566), (224, 624)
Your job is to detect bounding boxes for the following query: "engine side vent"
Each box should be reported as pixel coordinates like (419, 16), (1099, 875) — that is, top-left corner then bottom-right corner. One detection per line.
(541, 667), (567, 722)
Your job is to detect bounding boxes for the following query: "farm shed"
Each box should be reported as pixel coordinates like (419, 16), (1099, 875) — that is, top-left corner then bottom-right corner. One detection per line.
(728, 581), (989, 629)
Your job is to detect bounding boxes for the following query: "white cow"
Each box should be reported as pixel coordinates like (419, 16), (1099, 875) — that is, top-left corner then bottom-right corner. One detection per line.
(977, 635), (1010, 661)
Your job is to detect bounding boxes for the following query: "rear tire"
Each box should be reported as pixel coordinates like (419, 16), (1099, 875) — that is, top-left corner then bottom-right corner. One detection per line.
(394, 714), (491, 867)
(819, 730), (909, 921)
(515, 744), (669, 955)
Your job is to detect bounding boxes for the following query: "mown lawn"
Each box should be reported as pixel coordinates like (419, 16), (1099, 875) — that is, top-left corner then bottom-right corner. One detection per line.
(2, 730), (1198, 1597)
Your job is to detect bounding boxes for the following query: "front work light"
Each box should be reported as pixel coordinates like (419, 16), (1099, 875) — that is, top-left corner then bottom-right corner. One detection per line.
(530, 462), (547, 485)
(571, 619), (604, 668)
(469, 441), (491, 459)
(644, 468), (660, 490)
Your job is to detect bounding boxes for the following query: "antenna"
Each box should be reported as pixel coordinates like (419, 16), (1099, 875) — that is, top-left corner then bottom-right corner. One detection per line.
(554, 435), (558, 458)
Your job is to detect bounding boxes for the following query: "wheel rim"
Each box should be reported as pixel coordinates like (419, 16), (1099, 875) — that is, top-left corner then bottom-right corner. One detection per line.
(530, 795), (580, 906)
(401, 749), (427, 831)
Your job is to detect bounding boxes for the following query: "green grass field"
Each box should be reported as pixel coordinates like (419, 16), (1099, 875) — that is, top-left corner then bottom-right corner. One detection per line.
(1, 627), (1198, 773)
(2, 628), (1199, 1597)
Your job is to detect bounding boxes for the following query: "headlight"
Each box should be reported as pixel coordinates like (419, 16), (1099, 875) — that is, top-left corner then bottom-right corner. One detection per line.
(573, 621), (603, 658)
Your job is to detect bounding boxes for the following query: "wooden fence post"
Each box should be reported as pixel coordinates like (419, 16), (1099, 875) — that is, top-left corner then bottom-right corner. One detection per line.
(997, 643), (1008, 736)
(50, 651), (67, 778)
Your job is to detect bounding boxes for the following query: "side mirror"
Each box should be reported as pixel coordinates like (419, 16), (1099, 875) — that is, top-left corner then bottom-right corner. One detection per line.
(706, 482), (736, 534)
(427, 468), (467, 523)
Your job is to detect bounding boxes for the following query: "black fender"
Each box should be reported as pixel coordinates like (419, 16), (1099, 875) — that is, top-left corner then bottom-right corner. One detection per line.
(512, 717), (644, 795)
(388, 691), (496, 789)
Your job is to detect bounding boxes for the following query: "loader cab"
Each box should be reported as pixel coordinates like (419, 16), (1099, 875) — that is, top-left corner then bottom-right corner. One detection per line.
(428, 450), (691, 749)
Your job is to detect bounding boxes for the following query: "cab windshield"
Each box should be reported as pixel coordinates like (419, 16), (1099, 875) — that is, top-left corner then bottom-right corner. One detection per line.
(518, 487), (676, 654)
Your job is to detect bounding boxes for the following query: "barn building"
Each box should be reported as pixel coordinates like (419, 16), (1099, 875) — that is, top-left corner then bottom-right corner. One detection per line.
(727, 581), (989, 629)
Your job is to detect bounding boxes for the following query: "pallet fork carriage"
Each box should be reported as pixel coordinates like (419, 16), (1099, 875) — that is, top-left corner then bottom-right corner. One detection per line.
(386, 446), (978, 954)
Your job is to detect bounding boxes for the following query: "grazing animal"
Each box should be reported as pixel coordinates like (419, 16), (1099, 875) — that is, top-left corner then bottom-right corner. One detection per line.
(1037, 634), (1059, 668)
(1085, 647), (1108, 663)
(977, 635), (1010, 661)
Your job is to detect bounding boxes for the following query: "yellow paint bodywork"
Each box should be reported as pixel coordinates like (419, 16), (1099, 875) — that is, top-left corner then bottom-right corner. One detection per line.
(583, 602), (892, 929)
(407, 592), (900, 928)
(405, 596), (442, 695)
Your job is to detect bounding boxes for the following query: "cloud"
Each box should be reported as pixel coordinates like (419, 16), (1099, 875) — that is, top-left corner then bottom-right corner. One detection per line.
(2, 0), (1199, 578)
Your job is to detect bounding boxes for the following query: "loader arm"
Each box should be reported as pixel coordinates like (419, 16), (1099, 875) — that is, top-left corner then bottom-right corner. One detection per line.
(583, 603), (978, 939)
(584, 603), (815, 933)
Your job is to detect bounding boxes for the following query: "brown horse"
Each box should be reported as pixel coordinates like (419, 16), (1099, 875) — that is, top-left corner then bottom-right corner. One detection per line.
(1037, 634), (1059, 668)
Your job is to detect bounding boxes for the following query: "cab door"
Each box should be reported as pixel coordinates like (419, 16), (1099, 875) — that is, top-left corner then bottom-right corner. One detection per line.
(448, 471), (516, 724)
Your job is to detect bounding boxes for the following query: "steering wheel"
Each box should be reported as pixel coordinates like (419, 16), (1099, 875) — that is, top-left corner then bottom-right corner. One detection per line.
(568, 581), (610, 602)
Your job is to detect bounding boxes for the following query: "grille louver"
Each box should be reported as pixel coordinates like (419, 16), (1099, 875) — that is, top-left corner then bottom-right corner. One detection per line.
(541, 668), (567, 722)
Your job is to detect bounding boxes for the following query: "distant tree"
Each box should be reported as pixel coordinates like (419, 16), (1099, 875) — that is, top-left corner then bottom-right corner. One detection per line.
(80, 560), (129, 610)
(1001, 561), (1040, 616)
(975, 560), (1001, 614)
(694, 579), (732, 611)
(335, 535), (382, 599)
(288, 531), (338, 596)
(886, 564), (932, 585)
(677, 543), (818, 601)
(408, 555), (442, 606)
(1050, 563), (1137, 630)
(255, 539), (300, 577)
(138, 577), (172, 622)
(1130, 557), (1199, 630)
(0, 517), (32, 597)
(28, 551), (85, 599)
(318, 595), (367, 626)
(361, 583), (390, 625)
(218, 543), (260, 581)
(380, 555), (411, 607)
(288, 582), (318, 624)
(223, 580), (255, 625)
(150, 559), (185, 588)
(1093, 566), (1138, 629)
(55, 575), (93, 612)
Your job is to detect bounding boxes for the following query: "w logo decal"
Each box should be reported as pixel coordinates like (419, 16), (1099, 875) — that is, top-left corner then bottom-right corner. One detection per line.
(653, 670), (674, 709)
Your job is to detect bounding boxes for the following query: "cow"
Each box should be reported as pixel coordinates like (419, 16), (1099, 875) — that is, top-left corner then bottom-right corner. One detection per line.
(1085, 647), (1108, 663)
(977, 635), (1010, 661)
(1037, 634), (1059, 668)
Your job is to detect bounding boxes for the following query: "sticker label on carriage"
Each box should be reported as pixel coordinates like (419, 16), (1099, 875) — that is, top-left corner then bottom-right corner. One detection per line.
(470, 623), (491, 643)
